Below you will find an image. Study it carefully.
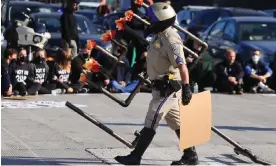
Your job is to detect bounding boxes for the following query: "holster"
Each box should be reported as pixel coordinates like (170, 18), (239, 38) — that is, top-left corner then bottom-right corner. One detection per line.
(152, 75), (182, 97)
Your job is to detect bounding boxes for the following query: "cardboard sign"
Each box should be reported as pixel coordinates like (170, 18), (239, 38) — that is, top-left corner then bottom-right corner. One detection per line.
(179, 91), (212, 150)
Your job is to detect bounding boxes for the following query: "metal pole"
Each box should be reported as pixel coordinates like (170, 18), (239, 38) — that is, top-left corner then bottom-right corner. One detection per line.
(130, 13), (199, 58)
(140, 2), (208, 49)
(95, 45), (124, 64)
(65, 101), (134, 148)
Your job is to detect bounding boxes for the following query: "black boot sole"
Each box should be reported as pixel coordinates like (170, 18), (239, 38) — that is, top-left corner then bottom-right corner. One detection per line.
(171, 158), (199, 165)
(114, 156), (141, 165)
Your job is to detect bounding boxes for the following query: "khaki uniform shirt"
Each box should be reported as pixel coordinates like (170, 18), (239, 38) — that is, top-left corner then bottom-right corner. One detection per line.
(146, 28), (186, 80)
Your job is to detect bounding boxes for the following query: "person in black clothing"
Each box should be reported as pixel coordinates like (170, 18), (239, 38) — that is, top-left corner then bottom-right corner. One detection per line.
(10, 48), (36, 96)
(117, 0), (148, 65)
(4, 21), (19, 49)
(108, 51), (139, 93)
(70, 47), (93, 93)
(28, 49), (52, 95)
(48, 49), (74, 94)
(215, 49), (244, 94)
(1, 49), (18, 96)
(60, 0), (79, 59)
(185, 37), (216, 92)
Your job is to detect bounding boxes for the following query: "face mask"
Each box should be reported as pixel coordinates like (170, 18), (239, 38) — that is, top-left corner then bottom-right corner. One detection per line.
(252, 55), (260, 63)
(35, 56), (45, 63)
(82, 53), (89, 59)
(19, 56), (26, 63)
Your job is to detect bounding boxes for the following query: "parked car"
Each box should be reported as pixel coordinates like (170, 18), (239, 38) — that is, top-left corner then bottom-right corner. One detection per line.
(264, 9), (276, 18)
(78, 0), (99, 11)
(201, 17), (276, 66)
(76, 10), (97, 22)
(27, 13), (105, 50)
(1, 1), (53, 31)
(93, 11), (125, 33)
(187, 8), (271, 37)
(177, 6), (214, 27)
(49, 3), (62, 12)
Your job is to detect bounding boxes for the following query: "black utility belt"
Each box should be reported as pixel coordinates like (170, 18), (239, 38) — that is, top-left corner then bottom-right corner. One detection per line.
(151, 79), (182, 97)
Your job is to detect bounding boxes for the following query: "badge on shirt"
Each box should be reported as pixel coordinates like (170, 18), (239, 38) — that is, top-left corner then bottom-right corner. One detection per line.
(155, 42), (161, 49)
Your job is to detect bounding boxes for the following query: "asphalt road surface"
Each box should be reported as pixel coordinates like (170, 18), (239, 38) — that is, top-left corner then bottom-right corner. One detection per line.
(1, 93), (276, 165)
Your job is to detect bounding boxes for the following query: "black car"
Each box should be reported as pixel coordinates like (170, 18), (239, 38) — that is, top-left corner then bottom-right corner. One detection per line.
(187, 7), (270, 36)
(201, 16), (276, 65)
(28, 13), (105, 49)
(93, 11), (125, 33)
(1, 1), (53, 29)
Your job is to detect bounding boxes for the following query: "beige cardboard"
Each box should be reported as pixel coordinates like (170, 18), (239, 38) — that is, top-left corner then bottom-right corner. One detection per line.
(179, 91), (212, 150)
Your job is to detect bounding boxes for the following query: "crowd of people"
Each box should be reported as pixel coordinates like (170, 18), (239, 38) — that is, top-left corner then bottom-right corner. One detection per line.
(1, 0), (276, 98)
(1, 45), (144, 97)
(183, 36), (276, 95)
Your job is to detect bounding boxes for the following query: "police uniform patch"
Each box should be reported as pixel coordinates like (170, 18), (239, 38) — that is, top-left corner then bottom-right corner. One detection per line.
(176, 56), (184, 65)
(170, 44), (180, 56)
(170, 44), (184, 65)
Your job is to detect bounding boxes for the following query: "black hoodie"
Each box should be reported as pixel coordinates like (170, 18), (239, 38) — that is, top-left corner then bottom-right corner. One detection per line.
(10, 60), (36, 86)
(60, 8), (79, 41)
(31, 58), (49, 84)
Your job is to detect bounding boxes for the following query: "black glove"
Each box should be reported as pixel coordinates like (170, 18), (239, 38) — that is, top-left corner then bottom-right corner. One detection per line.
(181, 84), (192, 105)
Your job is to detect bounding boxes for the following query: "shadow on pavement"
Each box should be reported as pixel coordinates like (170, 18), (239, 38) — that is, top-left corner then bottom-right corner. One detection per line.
(1, 156), (105, 165)
(206, 153), (250, 165)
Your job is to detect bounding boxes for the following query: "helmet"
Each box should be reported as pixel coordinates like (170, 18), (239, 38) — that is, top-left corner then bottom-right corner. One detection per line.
(146, 2), (176, 33)
(146, 2), (176, 23)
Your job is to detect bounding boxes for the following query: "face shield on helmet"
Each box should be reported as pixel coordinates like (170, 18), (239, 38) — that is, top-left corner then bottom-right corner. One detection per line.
(146, 2), (176, 34)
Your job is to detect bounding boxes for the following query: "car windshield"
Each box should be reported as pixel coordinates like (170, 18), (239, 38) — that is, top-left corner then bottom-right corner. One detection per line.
(78, 5), (97, 10)
(36, 15), (98, 34)
(239, 22), (276, 41)
(76, 12), (96, 21)
(190, 11), (199, 20)
(9, 6), (52, 22)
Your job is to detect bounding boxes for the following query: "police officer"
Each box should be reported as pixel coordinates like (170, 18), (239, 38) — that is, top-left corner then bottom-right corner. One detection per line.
(114, 2), (198, 165)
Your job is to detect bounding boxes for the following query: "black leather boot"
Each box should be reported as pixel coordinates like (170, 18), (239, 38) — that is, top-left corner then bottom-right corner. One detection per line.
(171, 129), (199, 165)
(114, 127), (156, 165)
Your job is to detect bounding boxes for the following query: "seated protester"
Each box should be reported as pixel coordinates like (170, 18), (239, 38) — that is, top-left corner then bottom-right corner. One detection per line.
(1, 49), (17, 96)
(9, 48), (36, 96)
(215, 49), (244, 94)
(29, 49), (52, 95)
(244, 49), (275, 93)
(93, 49), (114, 91)
(108, 52), (139, 93)
(185, 39), (216, 92)
(70, 46), (92, 93)
(48, 49), (74, 94)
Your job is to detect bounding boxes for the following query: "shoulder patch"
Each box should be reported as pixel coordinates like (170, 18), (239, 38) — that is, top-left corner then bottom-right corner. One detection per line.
(170, 43), (181, 56)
